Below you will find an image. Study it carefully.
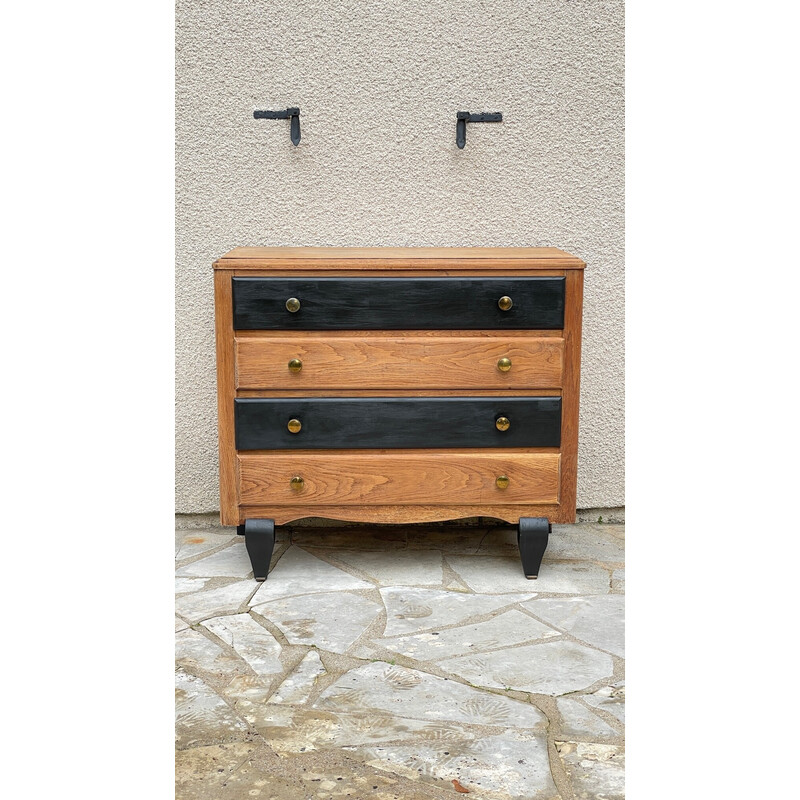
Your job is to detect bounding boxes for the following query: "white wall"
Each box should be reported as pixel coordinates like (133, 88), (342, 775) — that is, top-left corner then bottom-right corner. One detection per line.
(176, 0), (624, 514)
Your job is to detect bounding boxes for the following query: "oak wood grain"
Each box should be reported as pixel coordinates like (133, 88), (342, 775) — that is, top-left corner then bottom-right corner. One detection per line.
(238, 452), (560, 506)
(235, 335), (564, 390)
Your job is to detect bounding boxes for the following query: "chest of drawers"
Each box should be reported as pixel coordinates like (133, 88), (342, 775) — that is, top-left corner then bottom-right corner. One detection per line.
(213, 247), (584, 582)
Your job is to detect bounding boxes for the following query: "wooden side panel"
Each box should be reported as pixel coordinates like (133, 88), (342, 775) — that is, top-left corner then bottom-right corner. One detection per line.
(238, 452), (561, 507)
(235, 335), (564, 390)
(213, 270), (239, 525)
(559, 269), (584, 522)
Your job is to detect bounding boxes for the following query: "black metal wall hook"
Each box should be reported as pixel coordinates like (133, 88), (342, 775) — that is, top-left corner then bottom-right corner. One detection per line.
(456, 111), (502, 149)
(253, 107), (301, 146)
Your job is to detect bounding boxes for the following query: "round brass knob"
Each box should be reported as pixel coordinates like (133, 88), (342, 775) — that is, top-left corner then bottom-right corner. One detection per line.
(498, 296), (513, 311)
(497, 357), (512, 372)
(496, 475), (510, 490)
(288, 358), (303, 373)
(285, 297), (301, 313)
(496, 416), (510, 431)
(290, 476), (304, 491)
(287, 418), (302, 434)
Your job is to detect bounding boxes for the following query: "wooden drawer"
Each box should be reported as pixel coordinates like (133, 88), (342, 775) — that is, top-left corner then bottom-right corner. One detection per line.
(232, 277), (565, 330)
(238, 451), (561, 506)
(235, 334), (564, 390)
(234, 396), (562, 450)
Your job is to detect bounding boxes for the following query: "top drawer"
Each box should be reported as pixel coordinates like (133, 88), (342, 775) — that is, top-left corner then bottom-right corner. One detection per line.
(232, 277), (565, 330)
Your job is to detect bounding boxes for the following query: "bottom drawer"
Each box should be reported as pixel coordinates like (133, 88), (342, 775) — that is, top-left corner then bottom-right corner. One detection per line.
(238, 451), (560, 506)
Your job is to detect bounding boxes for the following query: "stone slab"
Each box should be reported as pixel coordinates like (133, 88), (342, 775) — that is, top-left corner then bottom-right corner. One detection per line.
(253, 591), (381, 654)
(175, 668), (248, 749)
(176, 530), (237, 561)
(379, 609), (559, 661)
(177, 544), (254, 579)
(176, 577), (212, 595)
(447, 556), (611, 595)
(584, 685), (625, 724)
(201, 614), (283, 676)
(545, 524), (625, 564)
(318, 549), (444, 587)
(380, 587), (536, 637)
(176, 629), (246, 678)
(175, 581), (256, 624)
(522, 595), (625, 657)
(268, 651), (327, 705)
(249, 547), (373, 604)
(316, 662), (547, 730)
(556, 698), (619, 740)
(442, 641), (613, 696)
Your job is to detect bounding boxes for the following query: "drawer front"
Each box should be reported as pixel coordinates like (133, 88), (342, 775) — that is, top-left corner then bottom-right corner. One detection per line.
(232, 277), (565, 330)
(234, 397), (561, 450)
(235, 335), (564, 390)
(239, 451), (560, 506)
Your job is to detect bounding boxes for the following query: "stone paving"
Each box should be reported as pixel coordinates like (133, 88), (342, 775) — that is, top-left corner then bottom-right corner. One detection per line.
(176, 522), (625, 799)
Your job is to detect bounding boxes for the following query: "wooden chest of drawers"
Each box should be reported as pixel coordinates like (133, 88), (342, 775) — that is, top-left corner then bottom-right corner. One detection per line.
(213, 247), (585, 581)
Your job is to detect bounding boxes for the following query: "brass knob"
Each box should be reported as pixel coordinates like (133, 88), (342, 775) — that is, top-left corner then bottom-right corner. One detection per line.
(496, 475), (510, 490)
(290, 476), (304, 491)
(287, 418), (302, 434)
(288, 358), (303, 373)
(497, 357), (512, 372)
(285, 297), (301, 313)
(496, 416), (510, 431)
(498, 296), (513, 311)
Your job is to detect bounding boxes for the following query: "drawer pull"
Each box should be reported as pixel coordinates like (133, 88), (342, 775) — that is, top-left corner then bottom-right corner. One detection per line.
(285, 297), (301, 313)
(290, 475), (304, 490)
(497, 357), (512, 372)
(498, 295), (513, 311)
(287, 418), (302, 433)
(495, 475), (510, 489)
(288, 358), (303, 373)
(495, 416), (510, 431)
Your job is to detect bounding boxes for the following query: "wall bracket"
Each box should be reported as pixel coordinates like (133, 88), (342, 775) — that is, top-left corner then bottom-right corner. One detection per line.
(456, 111), (502, 149)
(253, 107), (301, 146)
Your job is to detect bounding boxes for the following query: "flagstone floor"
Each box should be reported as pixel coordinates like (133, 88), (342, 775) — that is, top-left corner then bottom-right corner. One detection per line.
(176, 521), (625, 800)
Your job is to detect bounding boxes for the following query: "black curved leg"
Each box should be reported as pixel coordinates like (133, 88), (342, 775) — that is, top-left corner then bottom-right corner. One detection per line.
(518, 517), (551, 579)
(237, 519), (275, 582)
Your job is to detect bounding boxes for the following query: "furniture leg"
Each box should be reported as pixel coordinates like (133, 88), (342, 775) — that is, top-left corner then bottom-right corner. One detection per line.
(517, 517), (551, 579)
(237, 519), (276, 582)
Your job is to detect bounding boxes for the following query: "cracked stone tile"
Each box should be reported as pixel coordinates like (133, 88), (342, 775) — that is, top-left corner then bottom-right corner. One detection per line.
(176, 577), (212, 595)
(556, 698), (619, 740)
(522, 595), (624, 657)
(356, 728), (558, 800)
(175, 581), (256, 624)
(201, 614), (283, 676)
(380, 587), (536, 637)
(584, 685), (625, 724)
(556, 741), (625, 800)
(319, 549), (444, 587)
(378, 609), (559, 661)
(176, 629), (247, 677)
(316, 662), (547, 730)
(441, 641), (613, 695)
(176, 530), (237, 561)
(176, 616), (190, 632)
(447, 556), (611, 594)
(545, 524), (625, 564)
(175, 668), (248, 749)
(611, 569), (625, 593)
(267, 651), (327, 705)
(253, 591), (382, 654)
(249, 547), (373, 604)
(177, 544), (253, 579)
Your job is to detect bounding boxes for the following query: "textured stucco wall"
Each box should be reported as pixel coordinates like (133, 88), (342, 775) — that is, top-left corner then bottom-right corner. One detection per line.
(176, 0), (624, 514)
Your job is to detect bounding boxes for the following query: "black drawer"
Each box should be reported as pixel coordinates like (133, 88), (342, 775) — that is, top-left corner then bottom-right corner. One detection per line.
(234, 397), (562, 450)
(232, 277), (565, 330)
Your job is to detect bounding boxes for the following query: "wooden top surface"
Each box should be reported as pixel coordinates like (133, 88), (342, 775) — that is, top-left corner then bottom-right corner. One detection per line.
(214, 247), (585, 271)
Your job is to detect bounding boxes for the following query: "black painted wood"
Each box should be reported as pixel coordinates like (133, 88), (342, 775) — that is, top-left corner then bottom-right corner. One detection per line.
(238, 519), (276, 582)
(518, 517), (551, 579)
(235, 397), (561, 450)
(232, 277), (565, 330)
